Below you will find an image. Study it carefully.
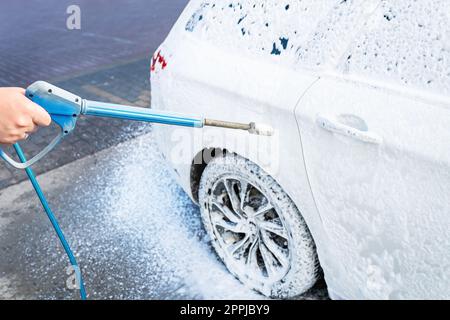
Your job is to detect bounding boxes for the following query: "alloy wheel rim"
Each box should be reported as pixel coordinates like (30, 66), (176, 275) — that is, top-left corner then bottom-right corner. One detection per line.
(206, 176), (292, 285)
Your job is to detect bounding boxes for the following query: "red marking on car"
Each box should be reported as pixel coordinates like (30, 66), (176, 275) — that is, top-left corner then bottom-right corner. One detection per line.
(151, 51), (168, 72)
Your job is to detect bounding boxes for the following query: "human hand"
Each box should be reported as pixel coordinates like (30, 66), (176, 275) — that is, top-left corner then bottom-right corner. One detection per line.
(0, 87), (51, 145)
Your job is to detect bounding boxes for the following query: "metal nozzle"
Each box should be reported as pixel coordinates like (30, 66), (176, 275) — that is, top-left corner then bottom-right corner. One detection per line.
(204, 119), (274, 136)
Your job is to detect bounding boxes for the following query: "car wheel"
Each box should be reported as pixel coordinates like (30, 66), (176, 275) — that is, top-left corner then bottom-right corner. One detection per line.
(198, 153), (319, 298)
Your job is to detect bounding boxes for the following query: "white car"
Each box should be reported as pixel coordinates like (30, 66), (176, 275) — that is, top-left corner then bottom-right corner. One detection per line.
(151, 0), (450, 299)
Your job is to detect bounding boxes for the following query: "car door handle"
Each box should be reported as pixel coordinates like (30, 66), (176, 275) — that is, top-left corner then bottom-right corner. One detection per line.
(316, 114), (382, 145)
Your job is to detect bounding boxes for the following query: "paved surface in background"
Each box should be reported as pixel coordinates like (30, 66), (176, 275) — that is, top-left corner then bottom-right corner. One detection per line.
(0, 0), (189, 189)
(0, 0), (188, 87)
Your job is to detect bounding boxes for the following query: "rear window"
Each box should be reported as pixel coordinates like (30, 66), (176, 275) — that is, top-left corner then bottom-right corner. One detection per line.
(184, 0), (372, 70)
(340, 0), (450, 96)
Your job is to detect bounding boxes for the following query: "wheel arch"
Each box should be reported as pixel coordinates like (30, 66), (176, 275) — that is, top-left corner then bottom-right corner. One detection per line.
(190, 147), (226, 203)
(190, 146), (271, 203)
(190, 146), (328, 284)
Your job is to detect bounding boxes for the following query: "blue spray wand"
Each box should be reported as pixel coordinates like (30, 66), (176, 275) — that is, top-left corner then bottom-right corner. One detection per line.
(0, 81), (273, 299)
(1, 81), (273, 169)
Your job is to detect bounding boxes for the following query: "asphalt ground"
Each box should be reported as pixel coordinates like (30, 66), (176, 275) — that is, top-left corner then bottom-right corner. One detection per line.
(0, 0), (189, 87)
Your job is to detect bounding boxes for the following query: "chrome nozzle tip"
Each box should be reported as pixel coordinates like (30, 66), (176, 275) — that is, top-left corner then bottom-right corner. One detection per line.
(248, 123), (275, 136)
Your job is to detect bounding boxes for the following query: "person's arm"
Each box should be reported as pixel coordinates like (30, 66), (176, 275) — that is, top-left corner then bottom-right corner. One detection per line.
(0, 87), (51, 145)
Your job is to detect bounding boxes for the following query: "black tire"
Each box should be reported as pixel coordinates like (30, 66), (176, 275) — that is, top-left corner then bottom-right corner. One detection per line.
(198, 153), (319, 298)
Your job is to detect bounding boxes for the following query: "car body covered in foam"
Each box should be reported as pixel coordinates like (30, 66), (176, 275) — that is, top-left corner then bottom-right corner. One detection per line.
(151, 0), (450, 299)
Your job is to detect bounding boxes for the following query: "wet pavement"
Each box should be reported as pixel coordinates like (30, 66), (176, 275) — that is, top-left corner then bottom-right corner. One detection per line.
(0, 0), (189, 87)
(0, 133), (328, 300)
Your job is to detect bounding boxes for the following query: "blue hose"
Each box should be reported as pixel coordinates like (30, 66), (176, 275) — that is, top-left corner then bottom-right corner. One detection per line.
(13, 143), (87, 300)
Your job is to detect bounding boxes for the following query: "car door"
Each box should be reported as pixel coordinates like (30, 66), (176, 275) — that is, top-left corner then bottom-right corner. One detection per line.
(295, 0), (450, 299)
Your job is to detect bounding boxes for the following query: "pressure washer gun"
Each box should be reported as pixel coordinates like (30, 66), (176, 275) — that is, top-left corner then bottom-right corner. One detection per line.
(0, 81), (274, 169)
(0, 80), (274, 300)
